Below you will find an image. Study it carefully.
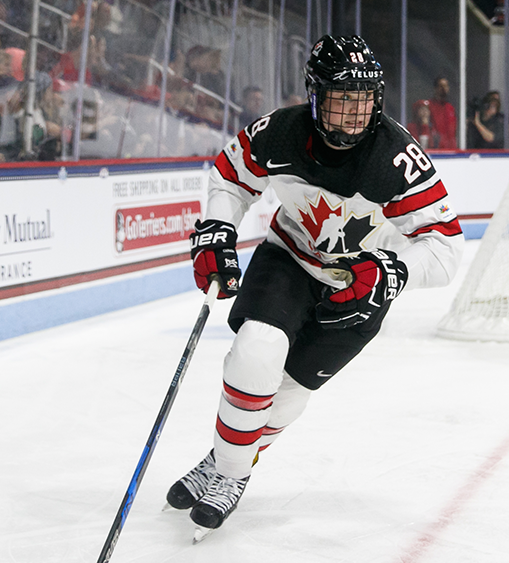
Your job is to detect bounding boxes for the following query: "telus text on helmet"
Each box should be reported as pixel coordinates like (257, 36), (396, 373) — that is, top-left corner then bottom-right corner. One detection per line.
(350, 69), (381, 79)
(333, 69), (381, 81)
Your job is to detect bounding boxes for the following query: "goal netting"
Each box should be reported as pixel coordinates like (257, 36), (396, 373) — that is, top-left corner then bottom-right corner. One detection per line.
(437, 183), (509, 342)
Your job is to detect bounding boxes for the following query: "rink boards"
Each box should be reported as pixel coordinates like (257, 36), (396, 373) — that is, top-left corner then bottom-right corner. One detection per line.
(0, 151), (508, 340)
(430, 151), (509, 240)
(0, 157), (278, 340)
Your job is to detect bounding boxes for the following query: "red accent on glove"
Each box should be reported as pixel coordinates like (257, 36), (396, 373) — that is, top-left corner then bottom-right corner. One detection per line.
(192, 250), (230, 298)
(329, 261), (380, 303)
(193, 249), (216, 289)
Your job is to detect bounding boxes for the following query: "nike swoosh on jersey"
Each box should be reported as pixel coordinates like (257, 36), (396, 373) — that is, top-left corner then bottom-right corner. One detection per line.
(317, 370), (332, 377)
(266, 159), (292, 169)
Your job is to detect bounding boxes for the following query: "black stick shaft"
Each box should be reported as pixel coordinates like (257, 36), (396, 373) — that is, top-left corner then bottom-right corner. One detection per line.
(96, 281), (220, 563)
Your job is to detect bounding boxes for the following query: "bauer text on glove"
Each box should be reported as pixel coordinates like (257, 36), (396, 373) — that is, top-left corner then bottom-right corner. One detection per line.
(316, 249), (408, 328)
(190, 219), (241, 298)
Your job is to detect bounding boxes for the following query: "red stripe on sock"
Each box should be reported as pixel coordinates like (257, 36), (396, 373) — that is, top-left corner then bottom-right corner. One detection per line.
(216, 416), (264, 446)
(262, 426), (285, 436)
(223, 382), (274, 411)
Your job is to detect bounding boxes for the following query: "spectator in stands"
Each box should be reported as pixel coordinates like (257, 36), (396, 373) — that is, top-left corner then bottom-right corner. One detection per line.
(184, 45), (226, 98)
(6, 71), (63, 160)
(169, 48), (186, 77)
(194, 93), (224, 127)
(467, 90), (505, 149)
(283, 93), (304, 107)
(166, 76), (196, 117)
(239, 85), (264, 130)
(428, 76), (457, 149)
(50, 23), (113, 88)
(69, 0), (111, 34)
(50, 30), (93, 85)
(67, 0), (135, 93)
(3, 47), (25, 82)
(0, 48), (18, 161)
(407, 99), (439, 149)
(490, 0), (505, 24)
(0, 48), (18, 87)
(88, 33), (112, 85)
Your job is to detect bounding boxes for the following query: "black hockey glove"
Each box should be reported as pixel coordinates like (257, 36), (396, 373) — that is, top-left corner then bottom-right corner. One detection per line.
(190, 219), (241, 299)
(316, 249), (408, 329)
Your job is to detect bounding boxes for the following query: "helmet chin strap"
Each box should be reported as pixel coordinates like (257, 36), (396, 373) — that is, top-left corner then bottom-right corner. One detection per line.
(324, 127), (370, 148)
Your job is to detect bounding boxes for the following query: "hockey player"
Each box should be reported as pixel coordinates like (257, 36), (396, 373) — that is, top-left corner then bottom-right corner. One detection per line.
(167, 35), (464, 540)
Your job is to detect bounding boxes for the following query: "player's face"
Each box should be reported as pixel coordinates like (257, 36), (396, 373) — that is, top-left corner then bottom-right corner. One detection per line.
(321, 89), (375, 136)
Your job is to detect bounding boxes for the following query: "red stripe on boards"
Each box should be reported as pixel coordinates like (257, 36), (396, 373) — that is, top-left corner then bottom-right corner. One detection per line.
(0, 155), (215, 170)
(216, 416), (264, 446)
(383, 181), (447, 219)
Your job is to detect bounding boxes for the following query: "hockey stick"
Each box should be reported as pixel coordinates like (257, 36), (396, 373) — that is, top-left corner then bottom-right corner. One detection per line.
(96, 279), (221, 563)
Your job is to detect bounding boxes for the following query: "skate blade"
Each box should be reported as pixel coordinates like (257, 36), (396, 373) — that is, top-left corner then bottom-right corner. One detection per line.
(193, 525), (214, 544)
(161, 502), (172, 512)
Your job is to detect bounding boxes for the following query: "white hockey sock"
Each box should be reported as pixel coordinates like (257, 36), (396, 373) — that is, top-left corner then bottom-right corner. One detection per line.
(214, 320), (289, 479)
(258, 370), (312, 452)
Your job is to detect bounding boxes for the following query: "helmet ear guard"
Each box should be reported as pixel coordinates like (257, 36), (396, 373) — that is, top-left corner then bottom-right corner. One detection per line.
(304, 35), (384, 148)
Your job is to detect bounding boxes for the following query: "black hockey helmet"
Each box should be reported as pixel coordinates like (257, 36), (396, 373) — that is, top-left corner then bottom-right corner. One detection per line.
(304, 35), (384, 148)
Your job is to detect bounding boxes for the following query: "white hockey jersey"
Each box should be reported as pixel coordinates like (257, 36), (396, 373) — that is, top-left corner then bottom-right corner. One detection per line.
(205, 105), (464, 290)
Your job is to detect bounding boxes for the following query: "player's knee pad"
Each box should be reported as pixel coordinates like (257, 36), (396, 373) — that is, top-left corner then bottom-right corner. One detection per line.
(267, 370), (312, 428)
(223, 320), (289, 395)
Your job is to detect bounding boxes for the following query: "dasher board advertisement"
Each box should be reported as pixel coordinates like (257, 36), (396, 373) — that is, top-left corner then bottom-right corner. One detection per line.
(0, 159), (279, 299)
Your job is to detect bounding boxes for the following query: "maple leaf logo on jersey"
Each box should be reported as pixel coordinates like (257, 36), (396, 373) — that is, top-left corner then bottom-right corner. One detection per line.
(297, 193), (380, 254)
(297, 193), (342, 242)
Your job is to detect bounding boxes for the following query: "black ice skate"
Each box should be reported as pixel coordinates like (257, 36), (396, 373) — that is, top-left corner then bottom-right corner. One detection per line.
(166, 450), (216, 510)
(190, 473), (250, 542)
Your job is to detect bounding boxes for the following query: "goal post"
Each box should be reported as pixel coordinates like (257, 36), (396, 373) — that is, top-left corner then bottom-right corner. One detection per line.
(437, 182), (509, 342)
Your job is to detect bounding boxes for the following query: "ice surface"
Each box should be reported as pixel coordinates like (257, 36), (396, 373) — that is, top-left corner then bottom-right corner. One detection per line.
(1, 240), (509, 563)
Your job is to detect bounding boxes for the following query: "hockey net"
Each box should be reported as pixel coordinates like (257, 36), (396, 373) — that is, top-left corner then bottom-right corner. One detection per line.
(437, 183), (509, 342)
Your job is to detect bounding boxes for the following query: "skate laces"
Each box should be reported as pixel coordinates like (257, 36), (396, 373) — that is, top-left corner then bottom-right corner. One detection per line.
(200, 473), (249, 514)
(181, 450), (216, 501)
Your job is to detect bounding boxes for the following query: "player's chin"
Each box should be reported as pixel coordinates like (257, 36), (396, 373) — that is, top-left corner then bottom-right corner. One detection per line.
(323, 122), (367, 137)
(344, 121), (369, 134)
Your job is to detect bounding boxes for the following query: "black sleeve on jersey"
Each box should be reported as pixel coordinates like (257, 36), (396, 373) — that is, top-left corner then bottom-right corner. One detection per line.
(244, 106), (380, 199)
(244, 105), (314, 172)
(243, 108), (438, 205)
(350, 115), (438, 203)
